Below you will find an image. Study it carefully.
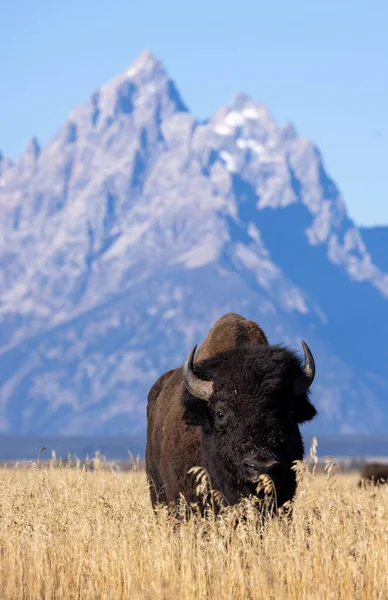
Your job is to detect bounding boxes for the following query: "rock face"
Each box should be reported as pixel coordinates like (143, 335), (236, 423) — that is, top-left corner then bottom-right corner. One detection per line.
(0, 151), (14, 181)
(0, 50), (387, 435)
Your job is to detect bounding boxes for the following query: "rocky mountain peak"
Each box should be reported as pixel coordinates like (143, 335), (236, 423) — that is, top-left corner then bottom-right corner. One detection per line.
(125, 49), (166, 80)
(0, 152), (14, 182)
(0, 54), (387, 436)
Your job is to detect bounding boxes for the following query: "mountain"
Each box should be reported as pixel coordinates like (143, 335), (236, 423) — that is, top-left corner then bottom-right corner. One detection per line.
(0, 151), (13, 181)
(0, 50), (387, 437)
(360, 226), (388, 274)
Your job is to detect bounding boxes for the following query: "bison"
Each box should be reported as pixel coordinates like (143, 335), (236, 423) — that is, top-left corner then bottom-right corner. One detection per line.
(146, 313), (317, 515)
(359, 463), (388, 487)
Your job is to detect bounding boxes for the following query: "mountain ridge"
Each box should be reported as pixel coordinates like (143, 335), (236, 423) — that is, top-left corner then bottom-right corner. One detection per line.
(360, 226), (388, 274)
(0, 51), (387, 435)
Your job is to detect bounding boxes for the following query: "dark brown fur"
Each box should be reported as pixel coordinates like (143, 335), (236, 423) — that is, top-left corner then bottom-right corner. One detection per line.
(146, 313), (317, 514)
(195, 312), (269, 360)
(358, 463), (388, 487)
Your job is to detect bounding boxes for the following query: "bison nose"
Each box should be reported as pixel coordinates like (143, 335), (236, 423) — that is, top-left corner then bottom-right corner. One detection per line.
(242, 458), (279, 482)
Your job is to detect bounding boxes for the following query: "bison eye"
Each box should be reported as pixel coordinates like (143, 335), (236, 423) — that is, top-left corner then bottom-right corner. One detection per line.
(214, 403), (228, 426)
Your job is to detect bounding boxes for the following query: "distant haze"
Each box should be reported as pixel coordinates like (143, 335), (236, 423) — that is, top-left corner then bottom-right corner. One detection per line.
(0, 434), (388, 462)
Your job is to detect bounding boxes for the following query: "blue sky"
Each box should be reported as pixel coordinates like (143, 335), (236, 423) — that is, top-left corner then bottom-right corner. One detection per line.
(0, 0), (386, 225)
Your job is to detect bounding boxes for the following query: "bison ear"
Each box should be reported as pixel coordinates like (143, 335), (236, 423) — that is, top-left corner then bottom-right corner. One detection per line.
(295, 396), (317, 424)
(182, 394), (211, 429)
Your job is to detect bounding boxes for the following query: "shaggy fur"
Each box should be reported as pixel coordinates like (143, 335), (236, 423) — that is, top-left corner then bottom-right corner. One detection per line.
(145, 313), (317, 514)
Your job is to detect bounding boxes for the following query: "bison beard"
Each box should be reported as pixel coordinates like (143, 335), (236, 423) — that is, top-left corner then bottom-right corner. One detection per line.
(146, 313), (317, 517)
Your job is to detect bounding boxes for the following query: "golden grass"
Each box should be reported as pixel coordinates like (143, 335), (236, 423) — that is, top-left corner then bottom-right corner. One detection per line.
(0, 457), (387, 599)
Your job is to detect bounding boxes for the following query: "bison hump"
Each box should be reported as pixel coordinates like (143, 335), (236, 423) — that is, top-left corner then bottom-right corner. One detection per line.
(196, 313), (269, 361)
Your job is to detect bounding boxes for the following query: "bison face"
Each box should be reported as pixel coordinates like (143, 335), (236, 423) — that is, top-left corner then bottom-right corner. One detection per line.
(181, 343), (317, 503)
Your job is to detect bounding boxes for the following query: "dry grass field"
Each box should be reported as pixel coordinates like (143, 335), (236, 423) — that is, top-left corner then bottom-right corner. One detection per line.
(0, 452), (387, 599)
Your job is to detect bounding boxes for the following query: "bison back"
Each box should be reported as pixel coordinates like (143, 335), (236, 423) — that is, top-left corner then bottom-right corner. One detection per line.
(359, 463), (388, 486)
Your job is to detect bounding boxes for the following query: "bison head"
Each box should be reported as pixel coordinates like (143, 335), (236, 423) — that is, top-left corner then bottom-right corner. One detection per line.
(181, 342), (317, 505)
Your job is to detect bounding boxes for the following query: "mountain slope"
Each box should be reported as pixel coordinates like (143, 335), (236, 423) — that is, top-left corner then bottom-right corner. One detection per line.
(0, 151), (13, 181)
(360, 226), (388, 273)
(0, 51), (387, 435)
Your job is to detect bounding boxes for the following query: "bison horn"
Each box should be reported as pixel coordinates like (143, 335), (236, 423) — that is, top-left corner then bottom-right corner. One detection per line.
(183, 345), (214, 401)
(294, 340), (316, 394)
